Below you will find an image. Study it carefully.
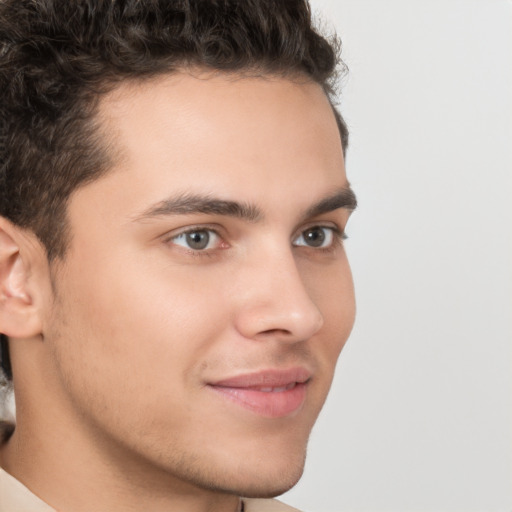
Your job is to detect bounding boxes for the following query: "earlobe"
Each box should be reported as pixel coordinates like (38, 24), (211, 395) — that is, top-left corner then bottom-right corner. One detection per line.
(0, 219), (42, 339)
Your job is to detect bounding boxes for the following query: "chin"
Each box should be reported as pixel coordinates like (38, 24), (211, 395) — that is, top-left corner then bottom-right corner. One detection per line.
(152, 423), (311, 498)
(179, 446), (306, 499)
(237, 473), (304, 499)
(219, 451), (306, 499)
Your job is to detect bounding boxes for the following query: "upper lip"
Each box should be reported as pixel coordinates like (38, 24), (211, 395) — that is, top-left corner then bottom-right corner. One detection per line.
(208, 367), (312, 389)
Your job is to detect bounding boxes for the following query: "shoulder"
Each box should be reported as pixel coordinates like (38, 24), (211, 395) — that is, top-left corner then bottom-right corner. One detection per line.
(244, 498), (303, 512)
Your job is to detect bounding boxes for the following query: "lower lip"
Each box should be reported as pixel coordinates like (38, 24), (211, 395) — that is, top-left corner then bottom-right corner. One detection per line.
(208, 382), (307, 418)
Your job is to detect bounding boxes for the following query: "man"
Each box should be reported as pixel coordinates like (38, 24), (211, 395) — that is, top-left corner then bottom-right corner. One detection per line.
(0, 1), (357, 510)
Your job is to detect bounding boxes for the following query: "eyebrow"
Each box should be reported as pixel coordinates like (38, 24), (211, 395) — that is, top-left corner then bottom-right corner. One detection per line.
(134, 193), (262, 222)
(304, 186), (357, 218)
(133, 186), (357, 223)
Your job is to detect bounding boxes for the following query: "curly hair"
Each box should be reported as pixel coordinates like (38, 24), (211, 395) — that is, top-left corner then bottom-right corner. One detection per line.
(0, 0), (349, 381)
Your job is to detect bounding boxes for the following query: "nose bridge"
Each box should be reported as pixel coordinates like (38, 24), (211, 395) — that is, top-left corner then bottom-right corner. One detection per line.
(234, 242), (324, 342)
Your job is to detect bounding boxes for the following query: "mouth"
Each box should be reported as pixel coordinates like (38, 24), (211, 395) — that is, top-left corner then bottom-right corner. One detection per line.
(207, 368), (311, 418)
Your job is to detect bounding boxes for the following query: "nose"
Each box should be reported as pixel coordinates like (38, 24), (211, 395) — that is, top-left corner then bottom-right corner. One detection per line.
(233, 248), (324, 343)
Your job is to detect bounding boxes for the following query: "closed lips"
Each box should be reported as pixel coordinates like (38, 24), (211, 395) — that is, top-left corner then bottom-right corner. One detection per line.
(207, 368), (311, 418)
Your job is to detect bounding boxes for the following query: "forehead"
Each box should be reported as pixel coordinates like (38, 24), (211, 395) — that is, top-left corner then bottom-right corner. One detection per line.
(88, 72), (347, 217)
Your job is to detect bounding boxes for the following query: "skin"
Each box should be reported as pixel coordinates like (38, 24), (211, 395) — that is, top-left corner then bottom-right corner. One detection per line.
(0, 72), (356, 512)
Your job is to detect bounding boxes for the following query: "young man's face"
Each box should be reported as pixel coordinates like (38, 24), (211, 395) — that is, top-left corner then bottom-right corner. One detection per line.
(37, 73), (355, 496)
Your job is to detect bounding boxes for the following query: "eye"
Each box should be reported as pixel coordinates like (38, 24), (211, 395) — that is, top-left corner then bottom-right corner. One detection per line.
(293, 226), (338, 248)
(170, 228), (221, 251)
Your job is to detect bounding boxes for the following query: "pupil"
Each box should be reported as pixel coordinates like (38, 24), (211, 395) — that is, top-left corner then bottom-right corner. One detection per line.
(305, 228), (325, 247)
(186, 231), (209, 250)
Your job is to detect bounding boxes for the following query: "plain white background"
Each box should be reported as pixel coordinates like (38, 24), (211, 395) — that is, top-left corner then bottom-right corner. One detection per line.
(281, 1), (512, 511)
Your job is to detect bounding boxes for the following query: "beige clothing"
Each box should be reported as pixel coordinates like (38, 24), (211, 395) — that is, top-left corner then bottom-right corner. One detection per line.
(0, 469), (54, 512)
(0, 468), (301, 512)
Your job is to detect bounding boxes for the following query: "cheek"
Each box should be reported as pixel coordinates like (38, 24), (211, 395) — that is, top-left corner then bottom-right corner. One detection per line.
(48, 255), (231, 406)
(44, 260), (238, 459)
(305, 257), (355, 361)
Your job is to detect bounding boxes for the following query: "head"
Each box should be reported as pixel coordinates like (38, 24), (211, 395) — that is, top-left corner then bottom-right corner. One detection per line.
(0, 0), (355, 503)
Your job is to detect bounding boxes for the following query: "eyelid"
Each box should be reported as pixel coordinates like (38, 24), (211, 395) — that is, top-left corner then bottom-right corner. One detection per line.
(163, 224), (228, 252)
(292, 223), (347, 250)
(293, 221), (345, 240)
(163, 223), (222, 239)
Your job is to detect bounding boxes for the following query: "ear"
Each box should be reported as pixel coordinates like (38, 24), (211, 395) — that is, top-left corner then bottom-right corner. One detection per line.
(0, 218), (43, 339)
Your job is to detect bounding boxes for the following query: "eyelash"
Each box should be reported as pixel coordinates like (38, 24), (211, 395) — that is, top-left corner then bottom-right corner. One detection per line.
(164, 224), (347, 257)
(163, 225), (224, 258)
(295, 225), (347, 253)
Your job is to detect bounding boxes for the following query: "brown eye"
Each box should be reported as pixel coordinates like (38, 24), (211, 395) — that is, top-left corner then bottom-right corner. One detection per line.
(303, 227), (326, 247)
